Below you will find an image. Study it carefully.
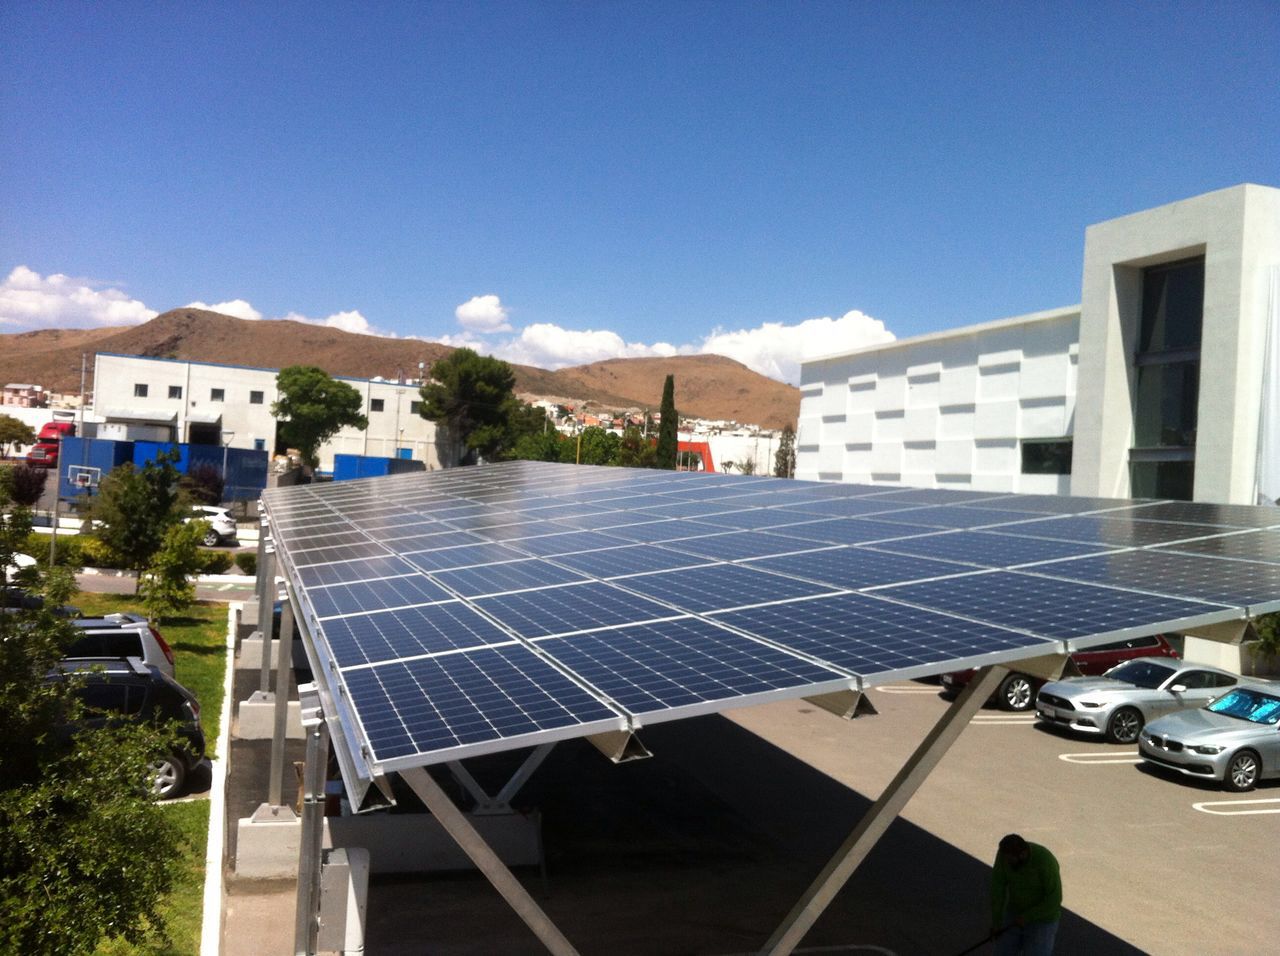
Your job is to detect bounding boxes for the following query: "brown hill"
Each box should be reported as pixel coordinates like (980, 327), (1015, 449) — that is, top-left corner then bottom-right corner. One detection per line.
(0, 310), (799, 428)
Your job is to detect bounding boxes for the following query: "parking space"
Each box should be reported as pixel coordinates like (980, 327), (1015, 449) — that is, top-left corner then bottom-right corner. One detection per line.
(344, 680), (1273, 955)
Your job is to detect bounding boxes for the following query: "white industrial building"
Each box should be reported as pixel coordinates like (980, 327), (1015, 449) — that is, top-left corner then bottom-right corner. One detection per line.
(796, 183), (1280, 507)
(90, 353), (447, 473)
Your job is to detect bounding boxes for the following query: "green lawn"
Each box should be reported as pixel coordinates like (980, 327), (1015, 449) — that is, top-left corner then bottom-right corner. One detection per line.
(74, 594), (228, 956)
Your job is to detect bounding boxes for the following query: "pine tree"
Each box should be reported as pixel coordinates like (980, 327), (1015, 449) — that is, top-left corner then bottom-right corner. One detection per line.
(774, 425), (796, 478)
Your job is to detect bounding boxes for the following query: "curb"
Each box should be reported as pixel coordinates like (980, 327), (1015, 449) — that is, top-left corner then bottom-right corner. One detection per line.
(77, 567), (254, 585)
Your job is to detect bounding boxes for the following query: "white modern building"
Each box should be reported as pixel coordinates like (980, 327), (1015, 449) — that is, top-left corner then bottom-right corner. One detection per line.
(90, 353), (447, 473)
(797, 184), (1280, 506)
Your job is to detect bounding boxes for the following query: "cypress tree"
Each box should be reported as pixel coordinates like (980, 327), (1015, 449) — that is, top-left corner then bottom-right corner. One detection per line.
(655, 374), (678, 469)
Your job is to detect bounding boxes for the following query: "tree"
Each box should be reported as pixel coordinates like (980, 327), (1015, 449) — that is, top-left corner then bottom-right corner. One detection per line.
(88, 450), (185, 592)
(418, 349), (524, 464)
(654, 374), (678, 469)
(139, 520), (205, 622)
(180, 462), (224, 504)
(2, 464), (47, 506)
(0, 414), (35, 459)
(774, 425), (796, 478)
(559, 427), (620, 466)
(272, 365), (368, 468)
(0, 493), (180, 954)
(617, 426), (656, 469)
(510, 430), (564, 463)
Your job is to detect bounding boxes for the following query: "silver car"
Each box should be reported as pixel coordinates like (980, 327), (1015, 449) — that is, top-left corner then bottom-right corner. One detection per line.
(1035, 657), (1239, 744)
(1140, 683), (1280, 791)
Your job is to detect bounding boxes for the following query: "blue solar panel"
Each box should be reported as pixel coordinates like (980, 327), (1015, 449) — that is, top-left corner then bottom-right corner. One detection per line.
(289, 541), (392, 567)
(402, 542), (528, 572)
(771, 517), (935, 546)
(663, 530), (826, 561)
(999, 515), (1227, 548)
(343, 646), (622, 762)
(745, 547), (971, 590)
(880, 570), (1230, 639)
(510, 530), (632, 557)
(309, 576), (455, 619)
(474, 582), (680, 638)
(431, 558), (590, 597)
(713, 592), (1051, 674)
(868, 531), (1117, 567)
(549, 544), (716, 578)
(1153, 529), (1280, 564)
(614, 562), (841, 612)
(1026, 550), (1280, 608)
(320, 601), (514, 667)
(297, 555), (419, 588)
(537, 618), (849, 716)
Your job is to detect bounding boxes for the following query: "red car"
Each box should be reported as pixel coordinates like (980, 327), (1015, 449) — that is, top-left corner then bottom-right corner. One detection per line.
(940, 634), (1181, 711)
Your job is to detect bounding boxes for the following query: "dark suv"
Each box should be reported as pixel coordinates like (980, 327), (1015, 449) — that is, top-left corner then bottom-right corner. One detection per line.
(50, 659), (206, 799)
(940, 634), (1181, 711)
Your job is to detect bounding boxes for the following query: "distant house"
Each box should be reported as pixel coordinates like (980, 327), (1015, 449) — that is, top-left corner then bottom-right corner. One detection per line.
(2, 383), (47, 408)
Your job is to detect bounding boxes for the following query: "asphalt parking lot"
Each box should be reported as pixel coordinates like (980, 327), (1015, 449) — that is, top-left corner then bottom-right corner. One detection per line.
(337, 678), (1276, 955)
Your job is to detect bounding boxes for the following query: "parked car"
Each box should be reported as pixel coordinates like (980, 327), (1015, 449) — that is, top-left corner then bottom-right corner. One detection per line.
(49, 658), (205, 799)
(187, 505), (238, 547)
(1035, 658), (1239, 743)
(1139, 682), (1280, 792)
(66, 613), (176, 678)
(1, 586), (81, 617)
(941, 634), (1181, 712)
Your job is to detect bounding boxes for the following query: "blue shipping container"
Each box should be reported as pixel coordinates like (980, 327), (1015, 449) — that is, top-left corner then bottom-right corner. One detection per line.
(57, 437), (135, 499)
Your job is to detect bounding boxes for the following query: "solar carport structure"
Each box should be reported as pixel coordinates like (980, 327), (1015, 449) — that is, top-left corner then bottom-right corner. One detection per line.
(261, 460), (1280, 954)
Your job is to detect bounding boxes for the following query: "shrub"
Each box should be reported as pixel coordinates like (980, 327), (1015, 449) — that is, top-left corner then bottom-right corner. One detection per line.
(195, 550), (233, 574)
(26, 532), (84, 569)
(234, 552), (257, 576)
(78, 536), (127, 570)
(180, 463), (224, 505)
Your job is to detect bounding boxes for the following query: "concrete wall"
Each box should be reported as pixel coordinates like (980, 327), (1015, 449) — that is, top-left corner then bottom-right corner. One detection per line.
(1072, 184), (1280, 503)
(796, 307), (1080, 492)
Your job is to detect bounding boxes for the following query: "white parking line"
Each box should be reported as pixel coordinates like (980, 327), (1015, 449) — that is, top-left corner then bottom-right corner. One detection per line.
(972, 713), (1037, 725)
(1192, 798), (1280, 816)
(1058, 751), (1141, 765)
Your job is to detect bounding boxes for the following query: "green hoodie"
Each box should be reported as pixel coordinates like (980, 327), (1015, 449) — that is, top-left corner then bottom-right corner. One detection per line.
(990, 843), (1062, 927)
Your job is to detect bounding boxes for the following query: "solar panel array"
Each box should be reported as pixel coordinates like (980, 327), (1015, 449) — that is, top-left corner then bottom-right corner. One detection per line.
(262, 461), (1280, 783)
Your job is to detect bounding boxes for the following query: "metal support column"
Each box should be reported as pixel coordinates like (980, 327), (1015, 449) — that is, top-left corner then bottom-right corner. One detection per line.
(293, 703), (329, 956)
(257, 544), (276, 693)
(400, 767), (579, 956)
(761, 665), (1009, 955)
(445, 743), (555, 813)
(268, 596), (296, 808)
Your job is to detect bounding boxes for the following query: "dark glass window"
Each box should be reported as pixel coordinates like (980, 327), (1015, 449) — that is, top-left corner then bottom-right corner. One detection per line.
(410, 401), (422, 415)
(370, 399), (385, 413)
(168, 385), (182, 399)
(1020, 439), (1073, 475)
(1138, 259), (1205, 354)
(249, 390), (264, 405)
(1130, 459), (1195, 500)
(1132, 362), (1198, 447)
(1130, 257), (1203, 500)
(134, 383), (148, 398)
(211, 388), (225, 402)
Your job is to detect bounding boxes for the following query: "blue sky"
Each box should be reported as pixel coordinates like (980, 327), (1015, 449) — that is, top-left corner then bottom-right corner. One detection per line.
(2, 1), (1276, 384)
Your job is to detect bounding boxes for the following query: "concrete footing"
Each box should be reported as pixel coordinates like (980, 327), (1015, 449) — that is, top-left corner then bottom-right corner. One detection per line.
(236, 690), (304, 739)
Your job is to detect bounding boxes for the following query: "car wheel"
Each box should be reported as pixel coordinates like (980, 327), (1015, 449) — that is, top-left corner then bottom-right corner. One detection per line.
(152, 753), (186, 799)
(201, 529), (220, 547)
(1224, 749), (1261, 793)
(997, 674), (1035, 712)
(1106, 707), (1143, 744)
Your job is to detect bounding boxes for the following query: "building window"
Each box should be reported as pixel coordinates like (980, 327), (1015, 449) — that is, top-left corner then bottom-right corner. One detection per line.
(249, 390), (264, 405)
(1130, 257), (1203, 500)
(211, 388), (225, 402)
(410, 401), (422, 415)
(168, 385), (182, 399)
(1021, 439), (1073, 475)
(370, 398), (385, 413)
(254, 438), (266, 450)
(134, 383), (148, 398)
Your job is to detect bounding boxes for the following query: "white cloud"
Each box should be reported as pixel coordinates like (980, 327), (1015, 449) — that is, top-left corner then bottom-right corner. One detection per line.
(279, 309), (379, 335)
(0, 265), (157, 328)
(493, 324), (678, 368)
(455, 294), (512, 332)
(186, 298), (263, 321)
(697, 310), (895, 385)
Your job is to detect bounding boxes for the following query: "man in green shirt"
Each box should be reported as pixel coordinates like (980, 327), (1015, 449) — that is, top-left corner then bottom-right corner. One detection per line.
(990, 833), (1062, 955)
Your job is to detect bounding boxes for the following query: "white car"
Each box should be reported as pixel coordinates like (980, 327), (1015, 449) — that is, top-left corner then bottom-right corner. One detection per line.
(187, 506), (237, 547)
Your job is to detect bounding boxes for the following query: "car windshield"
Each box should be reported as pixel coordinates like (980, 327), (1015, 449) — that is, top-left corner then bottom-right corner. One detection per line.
(1205, 688), (1280, 725)
(1104, 659), (1174, 689)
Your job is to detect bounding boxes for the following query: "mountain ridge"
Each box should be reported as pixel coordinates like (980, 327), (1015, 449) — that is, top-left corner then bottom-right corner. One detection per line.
(0, 310), (800, 429)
